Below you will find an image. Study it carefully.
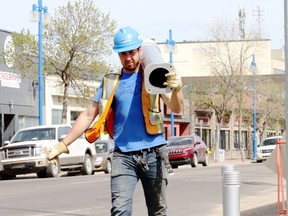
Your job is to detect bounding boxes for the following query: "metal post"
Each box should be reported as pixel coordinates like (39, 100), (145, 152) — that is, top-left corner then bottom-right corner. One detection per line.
(166, 30), (175, 136)
(251, 55), (257, 161)
(31, 0), (49, 125)
(284, 0), (288, 208)
(222, 165), (240, 216)
(38, 0), (43, 125)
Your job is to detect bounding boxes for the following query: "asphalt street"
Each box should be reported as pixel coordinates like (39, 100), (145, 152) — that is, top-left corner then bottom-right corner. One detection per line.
(0, 158), (283, 216)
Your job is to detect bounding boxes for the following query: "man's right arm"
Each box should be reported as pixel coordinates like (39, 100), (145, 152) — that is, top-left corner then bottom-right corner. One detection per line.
(46, 101), (99, 160)
(63, 100), (99, 145)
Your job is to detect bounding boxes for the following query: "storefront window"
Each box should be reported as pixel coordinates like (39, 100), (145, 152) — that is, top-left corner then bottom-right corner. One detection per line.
(52, 109), (62, 124)
(70, 111), (81, 126)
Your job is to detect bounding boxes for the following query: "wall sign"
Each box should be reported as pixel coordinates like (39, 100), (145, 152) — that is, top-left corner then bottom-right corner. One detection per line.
(3, 35), (15, 68)
(0, 71), (21, 88)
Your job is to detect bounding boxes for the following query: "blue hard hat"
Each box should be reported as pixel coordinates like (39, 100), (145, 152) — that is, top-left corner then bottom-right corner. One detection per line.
(113, 27), (143, 53)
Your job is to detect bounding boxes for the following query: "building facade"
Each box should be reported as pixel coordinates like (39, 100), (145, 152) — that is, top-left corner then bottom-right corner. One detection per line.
(0, 29), (39, 145)
(44, 76), (100, 126)
(157, 39), (285, 159)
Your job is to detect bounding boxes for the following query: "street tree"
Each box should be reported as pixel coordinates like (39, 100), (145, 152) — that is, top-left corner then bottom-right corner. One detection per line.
(256, 78), (285, 142)
(196, 19), (264, 161)
(9, 0), (116, 123)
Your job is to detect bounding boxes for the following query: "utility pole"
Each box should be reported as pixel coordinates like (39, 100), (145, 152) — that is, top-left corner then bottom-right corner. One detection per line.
(251, 55), (257, 161)
(30, 0), (50, 125)
(166, 30), (176, 137)
(238, 8), (246, 39)
(253, 5), (264, 39)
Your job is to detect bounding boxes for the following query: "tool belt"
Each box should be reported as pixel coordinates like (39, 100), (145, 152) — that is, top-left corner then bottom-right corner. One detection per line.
(113, 144), (166, 155)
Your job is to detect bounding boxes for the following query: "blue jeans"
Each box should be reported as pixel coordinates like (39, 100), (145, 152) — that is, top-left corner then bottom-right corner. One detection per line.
(111, 148), (168, 216)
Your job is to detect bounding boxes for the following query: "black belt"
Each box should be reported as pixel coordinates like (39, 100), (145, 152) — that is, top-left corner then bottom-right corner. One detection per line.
(114, 144), (166, 155)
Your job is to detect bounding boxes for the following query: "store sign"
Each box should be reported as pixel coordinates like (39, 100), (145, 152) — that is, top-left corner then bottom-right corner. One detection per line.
(3, 35), (15, 68)
(0, 71), (21, 88)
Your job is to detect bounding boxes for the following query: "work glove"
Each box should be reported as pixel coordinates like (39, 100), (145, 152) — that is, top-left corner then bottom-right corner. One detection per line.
(46, 141), (69, 160)
(164, 70), (183, 91)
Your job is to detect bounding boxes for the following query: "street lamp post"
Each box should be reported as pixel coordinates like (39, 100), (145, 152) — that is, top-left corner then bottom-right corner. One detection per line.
(166, 30), (176, 136)
(251, 55), (257, 161)
(30, 0), (50, 125)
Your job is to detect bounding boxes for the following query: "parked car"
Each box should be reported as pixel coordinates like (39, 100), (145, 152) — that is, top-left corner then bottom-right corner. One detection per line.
(167, 135), (209, 169)
(256, 136), (282, 163)
(94, 139), (114, 174)
(0, 147), (3, 173)
(0, 125), (97, 179)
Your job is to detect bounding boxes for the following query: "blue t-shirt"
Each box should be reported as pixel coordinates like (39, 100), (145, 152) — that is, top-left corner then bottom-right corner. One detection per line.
(93, 70), (166, 152)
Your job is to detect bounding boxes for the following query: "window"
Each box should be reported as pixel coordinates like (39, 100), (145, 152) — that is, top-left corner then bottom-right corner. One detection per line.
(18, 116), (38, 130)
(220, 130), (230, 150)
(58, 126), (71, 140)
(262, 138), (277, 146)
(96, 143), (108, 153)
(169, 137), (192, 146)
(71, 111), (81, 125)
(234, 131), (239, 149)
(52, 109), (62, 124)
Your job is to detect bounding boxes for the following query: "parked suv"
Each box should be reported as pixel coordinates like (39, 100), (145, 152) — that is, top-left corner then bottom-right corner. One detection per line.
(256, 136), (282, 163)
(94, 140), (114, 174)
(0, 125), (97, 179)
(167, 135), (209, 169)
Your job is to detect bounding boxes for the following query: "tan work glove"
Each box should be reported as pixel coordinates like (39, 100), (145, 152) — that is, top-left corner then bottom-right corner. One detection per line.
(46, 141), (69, 160)
(164, 70), (183, 91)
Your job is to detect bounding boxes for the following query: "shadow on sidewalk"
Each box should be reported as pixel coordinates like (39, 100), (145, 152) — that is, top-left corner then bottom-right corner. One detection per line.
(241, 203), (278, 216)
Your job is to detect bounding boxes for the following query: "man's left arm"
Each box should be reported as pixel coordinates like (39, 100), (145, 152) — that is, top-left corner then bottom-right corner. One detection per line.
(161, 70), (184, 113)
(161, 88), (184, 113)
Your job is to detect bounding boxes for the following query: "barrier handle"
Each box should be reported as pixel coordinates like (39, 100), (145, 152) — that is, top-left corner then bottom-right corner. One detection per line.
(276, 138), (286, 145)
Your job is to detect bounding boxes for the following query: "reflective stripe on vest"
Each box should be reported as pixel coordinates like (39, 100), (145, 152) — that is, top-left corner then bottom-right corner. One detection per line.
(100, 73), (120, 138)
(99, 73), (120, 115)
(104, 71), (164, 136)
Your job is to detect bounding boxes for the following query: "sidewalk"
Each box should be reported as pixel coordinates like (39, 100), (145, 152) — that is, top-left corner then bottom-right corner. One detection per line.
(209, 157), (252, 166)
(241, 202), (278, 216)
(209, 158), (282, 216)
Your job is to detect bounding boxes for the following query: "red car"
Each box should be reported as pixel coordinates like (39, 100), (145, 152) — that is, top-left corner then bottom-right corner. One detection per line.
(167, 135), (209, 169)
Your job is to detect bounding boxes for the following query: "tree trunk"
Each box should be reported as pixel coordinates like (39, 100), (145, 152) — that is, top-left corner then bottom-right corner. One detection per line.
(214, 122), (220, 162)
(61, 83), (69, 124)
(210, 110), (217, 162)
(238, 108), (246, 162)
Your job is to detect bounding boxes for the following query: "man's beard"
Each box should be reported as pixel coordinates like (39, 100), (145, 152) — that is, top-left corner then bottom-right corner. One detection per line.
(124, 61), (140, 72)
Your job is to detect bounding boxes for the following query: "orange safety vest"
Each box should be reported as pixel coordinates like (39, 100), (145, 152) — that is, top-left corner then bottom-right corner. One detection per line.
(85, 71), (164, 143)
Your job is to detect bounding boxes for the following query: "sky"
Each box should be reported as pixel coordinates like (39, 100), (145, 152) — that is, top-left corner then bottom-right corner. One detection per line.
(0, 0), (284, 50)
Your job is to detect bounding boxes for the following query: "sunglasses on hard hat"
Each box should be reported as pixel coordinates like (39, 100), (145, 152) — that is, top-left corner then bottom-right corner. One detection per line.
(119, 48), (140, 58)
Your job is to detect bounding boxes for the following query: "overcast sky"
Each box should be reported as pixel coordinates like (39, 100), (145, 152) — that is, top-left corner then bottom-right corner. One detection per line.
(0, 0), (284, 49)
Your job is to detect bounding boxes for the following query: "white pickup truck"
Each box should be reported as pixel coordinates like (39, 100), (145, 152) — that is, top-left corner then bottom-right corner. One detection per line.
(0, 124), (97, 180)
